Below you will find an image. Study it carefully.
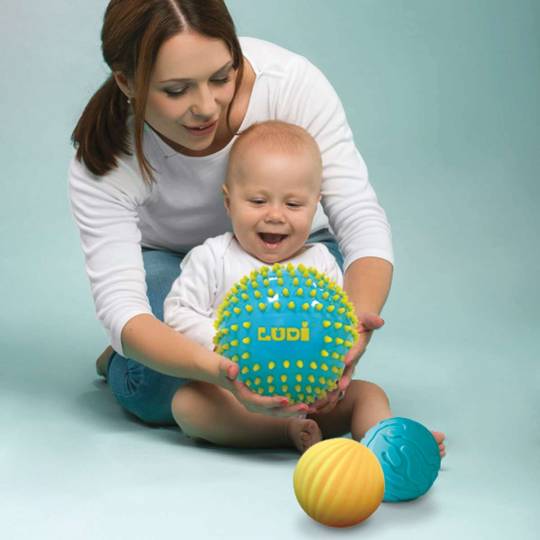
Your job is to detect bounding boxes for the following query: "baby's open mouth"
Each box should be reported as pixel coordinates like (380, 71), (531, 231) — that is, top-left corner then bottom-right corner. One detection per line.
(258, 233), (288, 245)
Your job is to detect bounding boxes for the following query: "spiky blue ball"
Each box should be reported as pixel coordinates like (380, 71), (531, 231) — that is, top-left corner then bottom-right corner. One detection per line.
(361, 417), (441, 501)
(214, 263), (358, 404)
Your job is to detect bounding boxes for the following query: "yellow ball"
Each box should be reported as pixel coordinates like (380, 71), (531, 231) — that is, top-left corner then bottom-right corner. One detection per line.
(293, 438), (384, 528)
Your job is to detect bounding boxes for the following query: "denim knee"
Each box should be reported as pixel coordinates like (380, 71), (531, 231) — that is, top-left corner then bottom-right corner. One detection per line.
(108, 353), (190, 425)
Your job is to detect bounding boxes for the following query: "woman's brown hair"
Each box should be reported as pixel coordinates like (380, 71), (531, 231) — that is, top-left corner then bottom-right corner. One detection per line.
(71, 0), (244, 183)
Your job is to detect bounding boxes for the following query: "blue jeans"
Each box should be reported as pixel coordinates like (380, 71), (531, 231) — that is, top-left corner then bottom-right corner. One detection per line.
(107, 229), (344, 425)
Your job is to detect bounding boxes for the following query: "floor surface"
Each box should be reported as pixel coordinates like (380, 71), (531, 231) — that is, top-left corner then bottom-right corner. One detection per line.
(1, 1), (538, 538)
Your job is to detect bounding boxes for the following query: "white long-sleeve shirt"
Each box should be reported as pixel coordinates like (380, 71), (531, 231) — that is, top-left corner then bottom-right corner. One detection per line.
(68, 36), (394, 355)
(163, 232), (343, 349)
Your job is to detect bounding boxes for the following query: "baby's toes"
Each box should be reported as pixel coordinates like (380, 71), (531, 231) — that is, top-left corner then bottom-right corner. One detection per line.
(430, 431), (446, 459)
(431, 431), (446, 444)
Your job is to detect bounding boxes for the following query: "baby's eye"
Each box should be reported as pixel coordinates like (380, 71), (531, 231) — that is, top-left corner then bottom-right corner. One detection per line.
(250, 199), (265, 205)
(286, 202), (303, 208)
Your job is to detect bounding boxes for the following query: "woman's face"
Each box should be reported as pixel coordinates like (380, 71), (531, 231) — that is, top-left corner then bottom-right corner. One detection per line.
(145, 32), (237, 155)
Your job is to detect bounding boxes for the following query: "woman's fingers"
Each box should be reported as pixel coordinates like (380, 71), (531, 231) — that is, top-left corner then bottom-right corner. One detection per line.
(307, 387), (341, 414)
(339, 373), (351, 391)
(230, 379), (307, 416)
(268, 402), (310, 417)
(219, 313), (386, 415)
(217, 357), (238, 381)
(234, 381), (282, 406)
(225, 361), (239, 381)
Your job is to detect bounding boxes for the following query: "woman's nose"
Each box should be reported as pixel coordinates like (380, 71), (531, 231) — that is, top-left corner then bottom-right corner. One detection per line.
(191, 84), (216, 118)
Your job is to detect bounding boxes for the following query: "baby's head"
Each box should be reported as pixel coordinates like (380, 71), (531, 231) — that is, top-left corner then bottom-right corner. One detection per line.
(224, 121), (322, 264)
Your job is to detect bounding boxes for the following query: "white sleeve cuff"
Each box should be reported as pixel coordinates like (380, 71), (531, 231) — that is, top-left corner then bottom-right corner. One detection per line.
(109, 307), (154, 357)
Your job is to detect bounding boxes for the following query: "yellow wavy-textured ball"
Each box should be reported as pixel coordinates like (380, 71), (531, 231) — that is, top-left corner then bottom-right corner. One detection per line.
(293, 438), (384, 528)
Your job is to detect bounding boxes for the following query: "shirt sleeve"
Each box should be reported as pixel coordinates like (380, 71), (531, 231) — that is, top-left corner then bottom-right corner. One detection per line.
(277, 57), (394, 270)
(163, 243), (218, 350)
(68, 155), (153, 356)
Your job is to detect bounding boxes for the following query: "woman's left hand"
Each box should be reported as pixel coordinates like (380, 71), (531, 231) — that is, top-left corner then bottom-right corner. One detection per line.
(307, 312), (384, 415)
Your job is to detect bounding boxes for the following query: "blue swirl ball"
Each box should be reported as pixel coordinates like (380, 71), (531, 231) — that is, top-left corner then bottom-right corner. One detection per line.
(214, 263), (358, 404)
(361, 417), (441, 502)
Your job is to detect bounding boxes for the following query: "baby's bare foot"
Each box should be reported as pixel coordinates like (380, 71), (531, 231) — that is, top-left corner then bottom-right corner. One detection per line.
(287, 418), (322, 454)
(431, 430), (446, 458)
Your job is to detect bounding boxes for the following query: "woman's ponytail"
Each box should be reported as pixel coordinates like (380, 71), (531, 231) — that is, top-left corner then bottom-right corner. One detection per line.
(71, 76), (131, 177)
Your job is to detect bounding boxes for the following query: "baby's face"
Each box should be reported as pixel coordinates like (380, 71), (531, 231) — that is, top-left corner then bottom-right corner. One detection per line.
(225, 147), (321, 264)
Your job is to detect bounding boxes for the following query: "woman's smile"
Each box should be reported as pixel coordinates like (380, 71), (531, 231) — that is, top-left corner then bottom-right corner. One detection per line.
(182, 119), (219, 137)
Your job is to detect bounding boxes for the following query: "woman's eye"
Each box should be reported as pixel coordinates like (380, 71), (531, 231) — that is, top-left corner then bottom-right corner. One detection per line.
(164, 88), (188, 98)
(211, 76), (230, 85)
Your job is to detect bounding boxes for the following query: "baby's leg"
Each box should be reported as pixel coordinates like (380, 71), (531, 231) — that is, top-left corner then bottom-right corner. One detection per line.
(171, 382), (321, 452)
(308, 380), (392, 441)
(309, 380), (447, 457)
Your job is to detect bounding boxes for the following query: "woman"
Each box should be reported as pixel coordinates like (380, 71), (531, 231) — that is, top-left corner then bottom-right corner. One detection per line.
(70, 0), (395, 433)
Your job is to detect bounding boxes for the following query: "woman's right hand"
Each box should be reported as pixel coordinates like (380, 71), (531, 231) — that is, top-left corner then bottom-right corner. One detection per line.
(217, 356), (309, 417)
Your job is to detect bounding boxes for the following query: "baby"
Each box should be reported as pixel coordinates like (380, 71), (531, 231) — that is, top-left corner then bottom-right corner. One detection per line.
(164, 121), (446, 456)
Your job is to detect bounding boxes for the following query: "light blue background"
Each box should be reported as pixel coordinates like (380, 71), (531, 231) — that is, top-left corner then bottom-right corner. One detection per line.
(1, 1), (538, 538)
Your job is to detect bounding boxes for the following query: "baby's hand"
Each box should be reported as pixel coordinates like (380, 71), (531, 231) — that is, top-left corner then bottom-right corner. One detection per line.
(217, 357), (309, 417)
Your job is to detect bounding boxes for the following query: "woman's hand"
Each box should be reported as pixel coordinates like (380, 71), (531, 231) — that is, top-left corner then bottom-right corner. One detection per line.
(307, 312), (385, 415)
(217, 356), (309, 417)
(339, 312), (384, 390)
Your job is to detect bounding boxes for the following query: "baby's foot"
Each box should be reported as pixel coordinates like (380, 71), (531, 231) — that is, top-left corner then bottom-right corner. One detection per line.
(287, 418), (322, 454)
(431, 431), (446, 458)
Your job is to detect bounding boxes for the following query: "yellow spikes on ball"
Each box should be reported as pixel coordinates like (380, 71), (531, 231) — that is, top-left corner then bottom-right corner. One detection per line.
(293, 438), (384, 528)
(214, 264), (358, 404)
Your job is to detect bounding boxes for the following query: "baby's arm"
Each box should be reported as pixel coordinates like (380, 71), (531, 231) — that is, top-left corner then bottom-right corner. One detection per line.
(163, 245), (218, 350)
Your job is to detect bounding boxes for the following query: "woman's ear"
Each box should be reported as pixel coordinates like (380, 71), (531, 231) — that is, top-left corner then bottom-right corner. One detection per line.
(113, 71), (134, 99)
(222, 184), (231, 215)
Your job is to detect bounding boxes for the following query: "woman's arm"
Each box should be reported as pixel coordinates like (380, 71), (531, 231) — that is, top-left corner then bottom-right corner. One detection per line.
(122, 314), (308, 417)
(69, 157), (304, 416)
(308, 260), (393, 415)
(344, 257), (393, 317)
(277, 56), (394, 273)
(122, 313), (221, 382)
(341, 256), (393, 386)
(123, 258), (394, 388)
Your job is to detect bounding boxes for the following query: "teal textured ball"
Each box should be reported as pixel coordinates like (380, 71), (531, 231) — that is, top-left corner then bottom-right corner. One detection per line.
(214, 263), (358, 404)
(361, 417), (441, 502)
